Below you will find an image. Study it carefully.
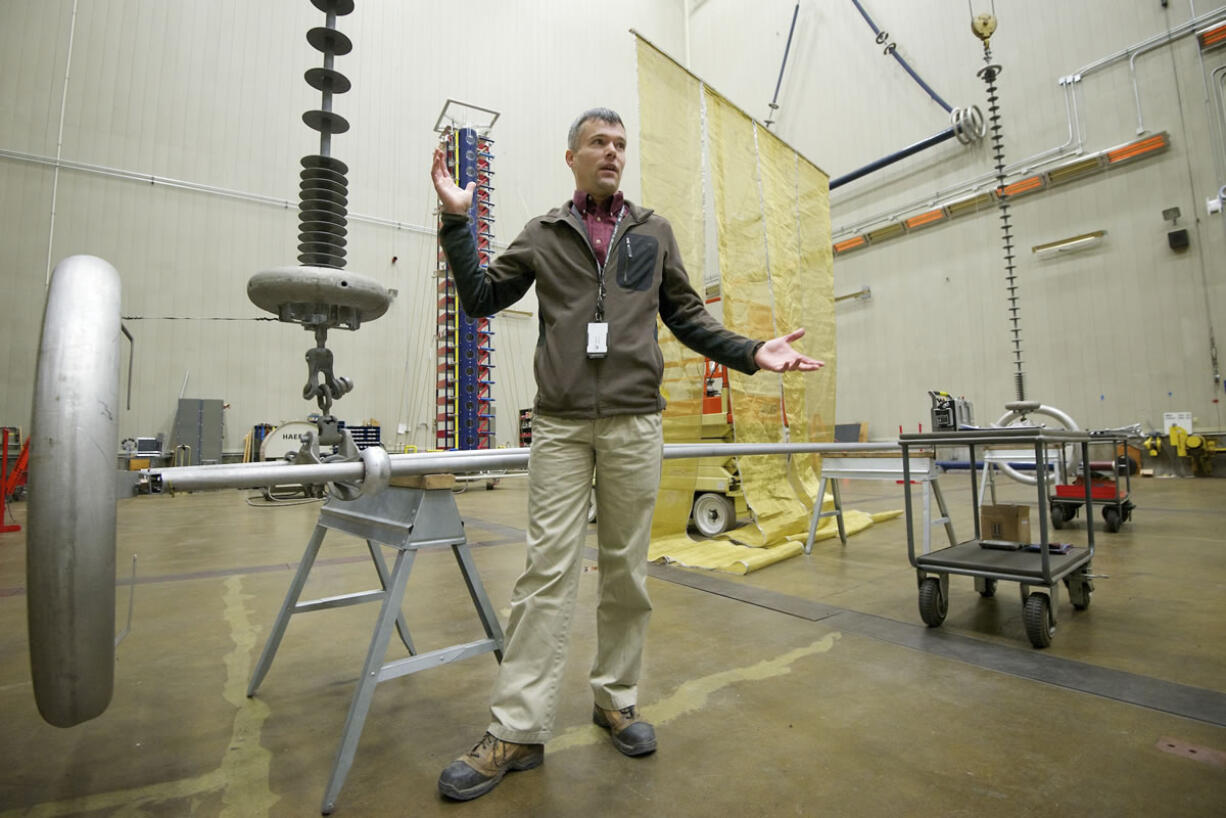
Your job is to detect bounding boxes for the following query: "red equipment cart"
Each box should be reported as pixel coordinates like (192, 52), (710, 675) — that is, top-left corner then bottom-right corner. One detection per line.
(1050, 433), (1134, 533)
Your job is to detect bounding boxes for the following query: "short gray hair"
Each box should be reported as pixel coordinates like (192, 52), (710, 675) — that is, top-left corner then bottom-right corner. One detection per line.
(567, 108), (624, 151)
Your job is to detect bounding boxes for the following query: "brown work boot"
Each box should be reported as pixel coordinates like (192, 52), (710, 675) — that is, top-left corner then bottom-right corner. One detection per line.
(593, 704), (657, 756)
(437, 732), (544, 801)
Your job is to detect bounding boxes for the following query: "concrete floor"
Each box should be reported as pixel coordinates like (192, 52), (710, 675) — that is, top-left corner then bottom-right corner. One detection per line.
(1, 473), (1224, 816)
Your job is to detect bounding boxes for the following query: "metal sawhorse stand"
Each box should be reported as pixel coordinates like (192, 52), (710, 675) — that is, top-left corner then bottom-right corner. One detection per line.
(977, 446), (1066, 506)
(246, 484), (505, 814)
(804, 454), (956, 555)
(804, 470), (847, 551)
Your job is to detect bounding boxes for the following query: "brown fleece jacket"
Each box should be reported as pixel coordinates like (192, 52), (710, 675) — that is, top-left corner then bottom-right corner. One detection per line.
(439, 198), (761, 419)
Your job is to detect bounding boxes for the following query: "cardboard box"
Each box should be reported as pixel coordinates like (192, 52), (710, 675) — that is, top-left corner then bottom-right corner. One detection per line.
(981, 504), (1030, 542)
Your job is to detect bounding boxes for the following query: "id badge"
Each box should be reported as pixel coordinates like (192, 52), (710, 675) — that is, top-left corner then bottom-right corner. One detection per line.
(586, 322), (608, 359)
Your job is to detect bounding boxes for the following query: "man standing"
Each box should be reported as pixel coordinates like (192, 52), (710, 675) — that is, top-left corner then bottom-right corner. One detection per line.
(431, 108), (822, 801)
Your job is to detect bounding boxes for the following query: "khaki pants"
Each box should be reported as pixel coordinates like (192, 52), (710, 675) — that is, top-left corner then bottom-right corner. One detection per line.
(488, 412), (663, 744)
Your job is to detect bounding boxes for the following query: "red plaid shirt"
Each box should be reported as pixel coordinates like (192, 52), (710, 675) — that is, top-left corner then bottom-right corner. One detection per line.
(572, 190), (625, 268)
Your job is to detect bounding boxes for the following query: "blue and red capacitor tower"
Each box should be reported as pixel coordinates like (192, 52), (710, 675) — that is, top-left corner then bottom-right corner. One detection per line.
(436, 126), (496, 450)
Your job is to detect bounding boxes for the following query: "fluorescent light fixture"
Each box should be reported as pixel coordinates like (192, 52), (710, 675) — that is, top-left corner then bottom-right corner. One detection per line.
(834, 286), (871, 303)
(1031, 230), (1105, 258)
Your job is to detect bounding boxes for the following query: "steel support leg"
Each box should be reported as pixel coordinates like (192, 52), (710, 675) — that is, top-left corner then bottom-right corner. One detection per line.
(451, 542), (505, 662)
(922, 480), (932, 555)
(932, 478), (957, 547)
(366, 540), (416, 655)
(831, 479), (847, 545)
(804, 477), (827, 554)
(804, 476), (848, 554)
(321, 548), (417, 815)
(248, 524), (327, 697)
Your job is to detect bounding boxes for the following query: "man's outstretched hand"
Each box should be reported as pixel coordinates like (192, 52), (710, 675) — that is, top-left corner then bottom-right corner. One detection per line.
(431, 146), (475, 215)
(754, 328), (824, 373)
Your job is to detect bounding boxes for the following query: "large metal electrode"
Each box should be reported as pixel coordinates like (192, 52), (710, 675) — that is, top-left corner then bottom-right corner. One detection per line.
(246, 0), (393, 417)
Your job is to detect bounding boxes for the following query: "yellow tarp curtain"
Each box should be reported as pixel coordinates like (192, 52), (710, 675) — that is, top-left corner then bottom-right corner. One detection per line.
(636, 34), (841, 571)
(637, 38), (705, 538)
(706, 88), (836, 549)
(648, 507), (902, 576)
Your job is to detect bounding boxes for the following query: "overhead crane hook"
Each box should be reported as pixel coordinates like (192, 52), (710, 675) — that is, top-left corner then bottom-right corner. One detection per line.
(968, 2), (997, 49)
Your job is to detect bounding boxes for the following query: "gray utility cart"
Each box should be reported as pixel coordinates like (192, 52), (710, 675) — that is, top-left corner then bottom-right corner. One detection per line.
(899, 427), (1097, 648)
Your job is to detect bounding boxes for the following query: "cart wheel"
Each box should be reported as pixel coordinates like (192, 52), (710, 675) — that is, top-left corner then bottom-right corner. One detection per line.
(1102, 506), (1122, 533)
(918, 578), (947, 627)
(1023, 593), (1055, 648)
(975, 577), (997, 598)
(1065, 577), (1092, 611)
(692, 492), (735, 537)
(1050, 504), (1065, 530)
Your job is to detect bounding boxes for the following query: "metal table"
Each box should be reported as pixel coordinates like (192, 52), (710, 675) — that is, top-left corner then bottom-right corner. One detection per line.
(899, 427), (1097, 648)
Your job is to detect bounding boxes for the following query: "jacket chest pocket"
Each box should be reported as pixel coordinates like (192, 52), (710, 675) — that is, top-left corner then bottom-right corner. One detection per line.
(615, 234), (658, 292)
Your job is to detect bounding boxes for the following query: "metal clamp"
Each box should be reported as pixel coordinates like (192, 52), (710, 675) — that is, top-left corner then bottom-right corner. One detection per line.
(303, 327), (354, 415)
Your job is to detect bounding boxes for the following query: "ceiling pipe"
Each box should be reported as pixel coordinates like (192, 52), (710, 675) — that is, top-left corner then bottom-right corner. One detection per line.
(765, 3), (801, 127)
(831, 127), (957, 189)
(847, 0), (953, 113)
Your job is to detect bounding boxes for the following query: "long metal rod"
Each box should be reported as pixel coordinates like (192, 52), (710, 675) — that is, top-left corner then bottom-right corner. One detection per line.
(145, 442), (901, 493)
(830, 127), (957, 189)
(765, 3), (800, 127)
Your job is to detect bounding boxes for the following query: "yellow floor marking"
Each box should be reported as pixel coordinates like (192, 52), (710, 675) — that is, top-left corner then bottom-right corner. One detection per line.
(217, 576), (279, 817)
(4, 576), (279, 818)
(548, 632), (841, 753)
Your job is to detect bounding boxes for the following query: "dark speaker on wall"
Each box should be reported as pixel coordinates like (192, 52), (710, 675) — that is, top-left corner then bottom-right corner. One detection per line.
(1168, 229), (1190, 251)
